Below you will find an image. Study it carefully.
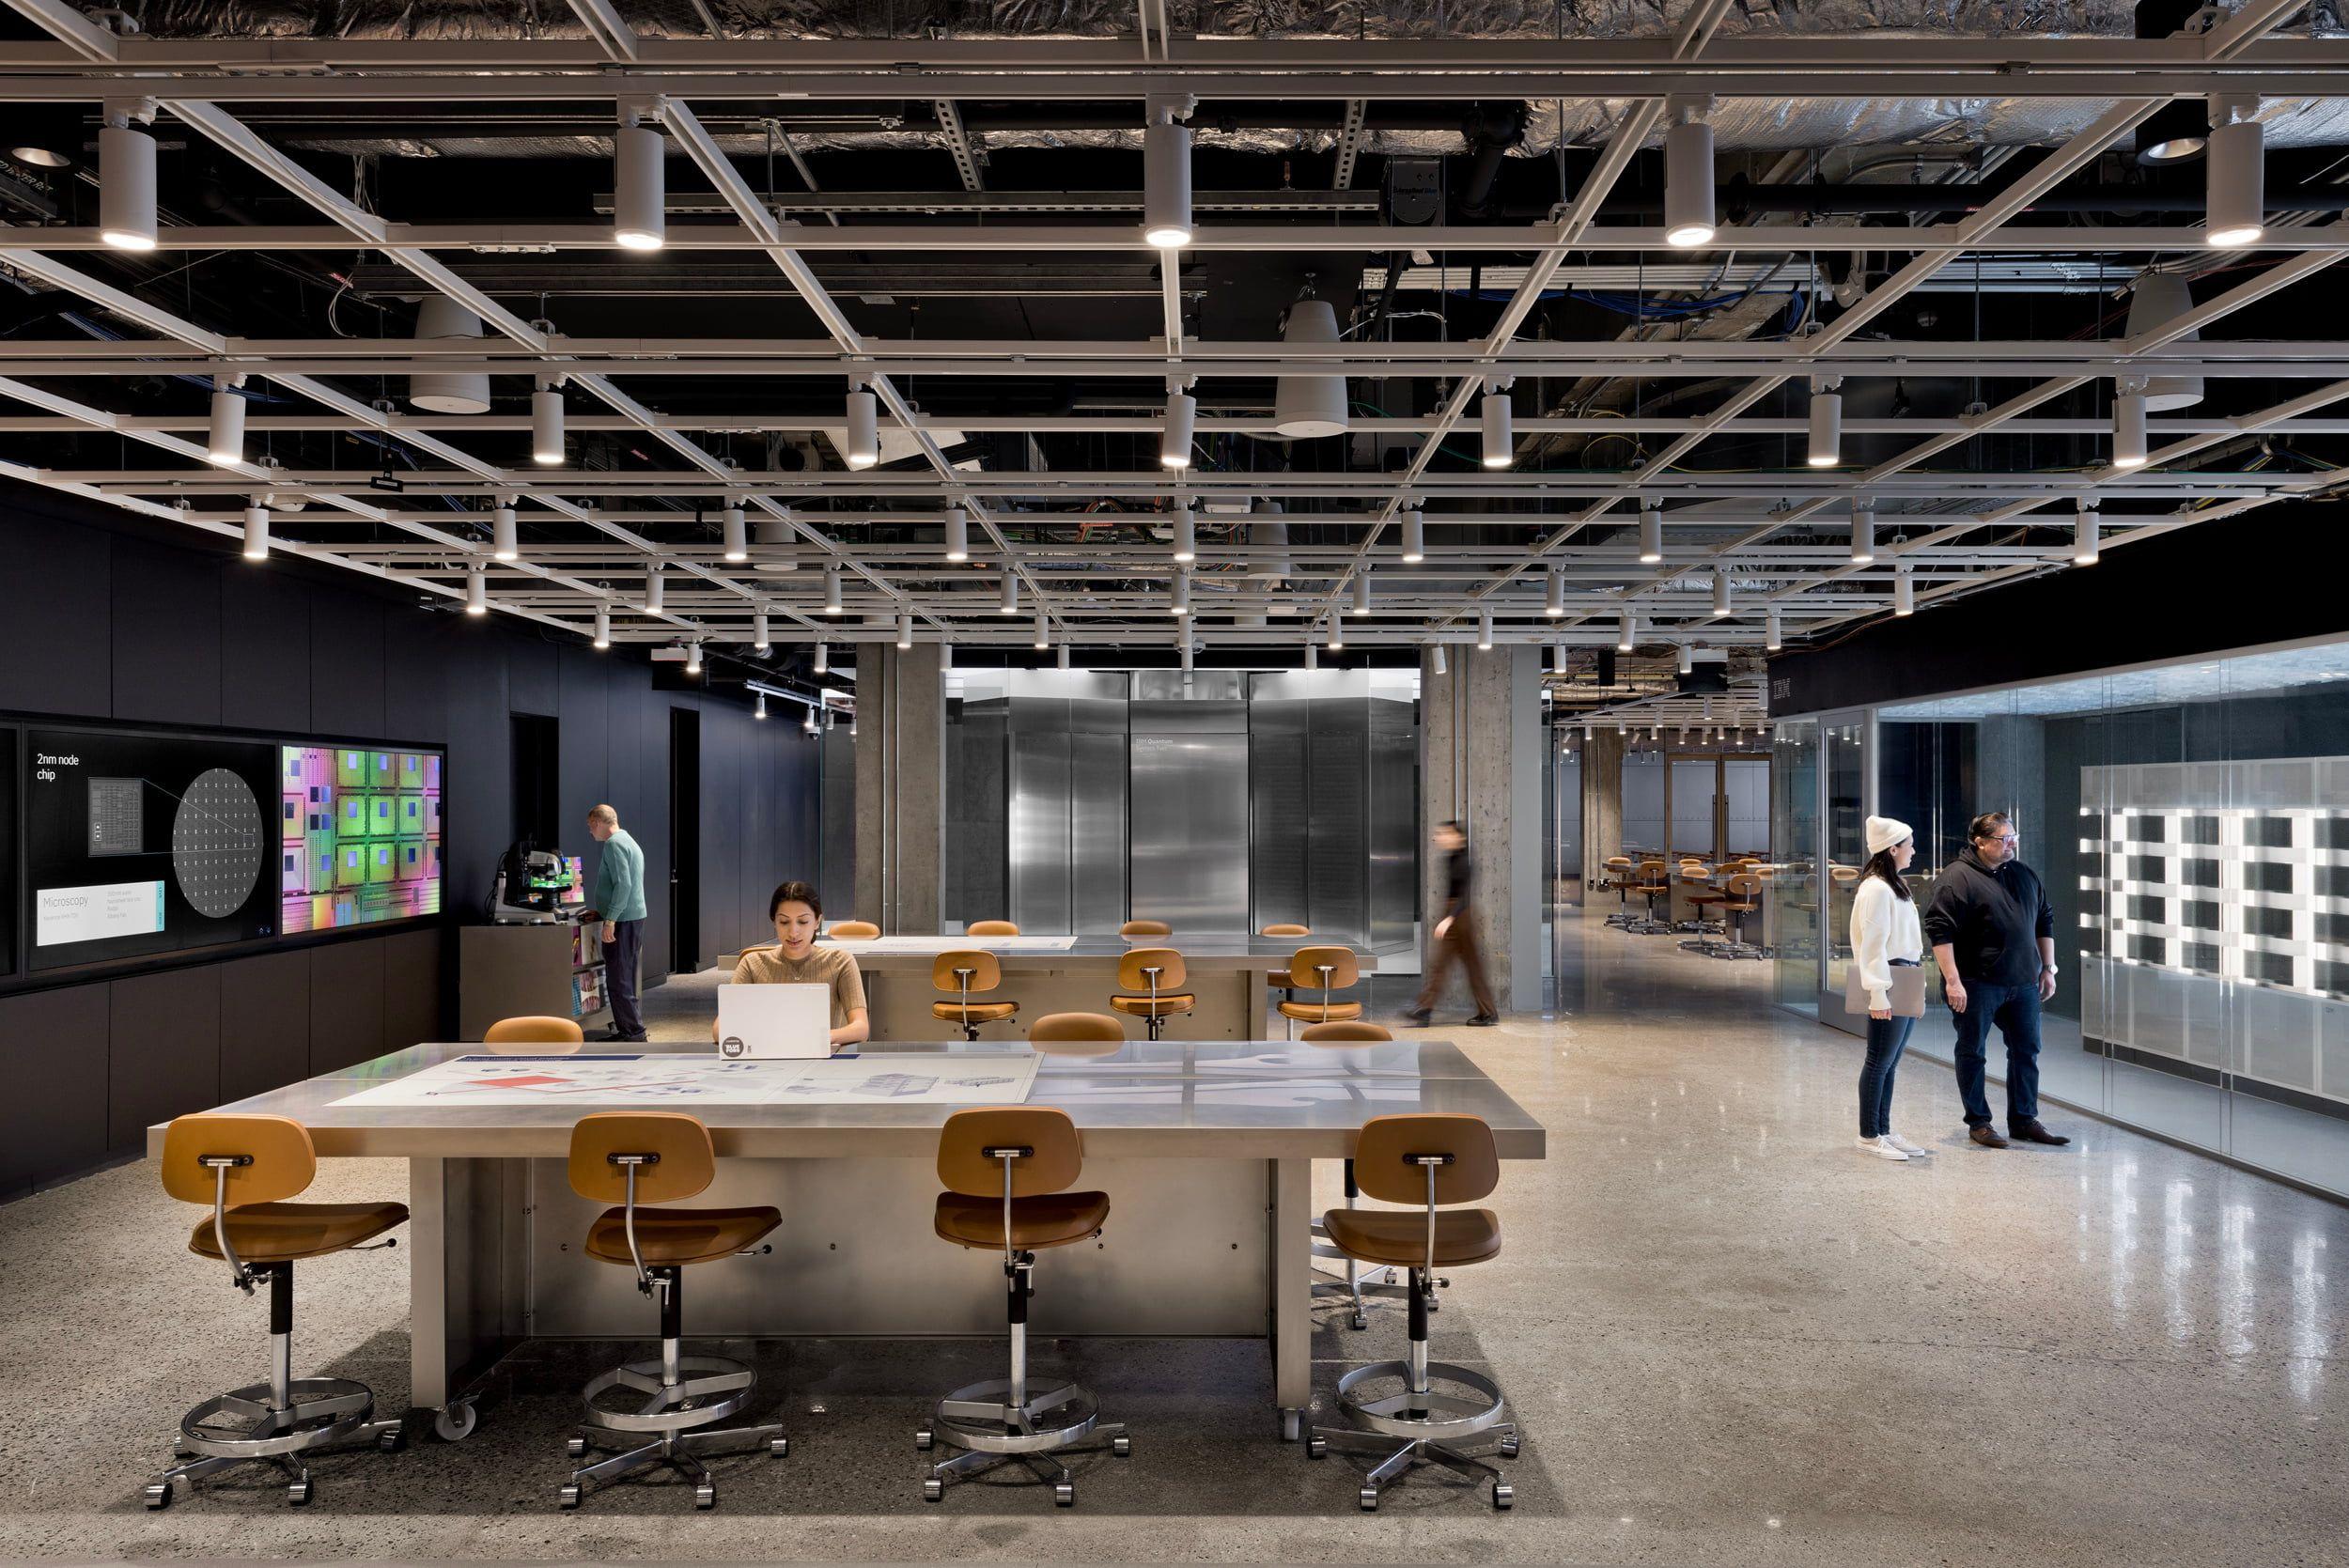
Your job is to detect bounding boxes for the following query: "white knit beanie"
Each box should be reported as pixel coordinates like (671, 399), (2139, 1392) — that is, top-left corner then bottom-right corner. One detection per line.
(1865, 815), (1913, 856)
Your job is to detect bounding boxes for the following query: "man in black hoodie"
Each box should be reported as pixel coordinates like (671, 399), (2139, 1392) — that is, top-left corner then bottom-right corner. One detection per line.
(1922, 810), (2070, 1150)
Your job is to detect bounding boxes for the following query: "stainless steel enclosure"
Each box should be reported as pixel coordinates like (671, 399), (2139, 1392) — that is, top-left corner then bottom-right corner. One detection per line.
(1129, 671), (1251, 933)
(1250, 670), (1419, 946)
(998, 671), (1128, 934)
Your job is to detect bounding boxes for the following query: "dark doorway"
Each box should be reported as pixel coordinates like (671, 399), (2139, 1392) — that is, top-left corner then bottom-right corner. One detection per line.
(510, 712), (560, 852)
(668, 706), (701, 973)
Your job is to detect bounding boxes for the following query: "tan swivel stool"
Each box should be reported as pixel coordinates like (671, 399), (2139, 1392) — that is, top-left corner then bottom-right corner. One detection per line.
(1299, 1022), (1419, 1330)
(1309, 1113), (1518, 1512)
(1300, 1021), (1391, 1043)
(1677, 864), (1728, 952)
(558, 1112), (786, 1510)
(1261, 923), (1312, 939)
(1119, 918), (1172, 938)
(1276, 946), (1364, 1039)
(918, 1107), (1129, 1506)
(968, 919), (1021, 937)
(1029, 1013), (1128, 1057)
(148, 1114), (408, 1510)
(484, 1015), (584, 1052)
(829, 919), (880, 939)
(932, 950), (1019, 1041)
(1714, 872), (1766, 960)
(1628, 860), (1673, 934)
(1109, 946), (1194, 1041)
(1602, 856), (1639, 927)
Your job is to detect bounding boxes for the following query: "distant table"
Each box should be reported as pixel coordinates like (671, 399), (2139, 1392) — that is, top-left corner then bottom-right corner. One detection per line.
(150, 1038), (1544, 1442)
(821, 933), (1398, 1041)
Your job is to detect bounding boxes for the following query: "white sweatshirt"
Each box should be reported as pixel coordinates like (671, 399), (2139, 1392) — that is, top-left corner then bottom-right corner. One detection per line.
(1850, 876), (1924, 1011)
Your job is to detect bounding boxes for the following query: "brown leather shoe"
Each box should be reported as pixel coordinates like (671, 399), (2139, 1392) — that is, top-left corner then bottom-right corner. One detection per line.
(1968, 1126), (2010, 1149)
(2011, 1118), (2071, 1146)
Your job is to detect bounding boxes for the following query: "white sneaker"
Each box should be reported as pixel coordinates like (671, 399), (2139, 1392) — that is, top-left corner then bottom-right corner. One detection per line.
(1886, 1133), (1932, 1157)
(1856, 1135), (1909, 1161)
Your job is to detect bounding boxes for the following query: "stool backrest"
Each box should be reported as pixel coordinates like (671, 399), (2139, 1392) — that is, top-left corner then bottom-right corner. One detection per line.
(1260, 922), (1311, 938)
(967, 919), (1021, 937)
(161, 1113), (315, 1205)
(1301, 1020), (1392, 1044)
(1285, 945), (1360, 990)
(568, 1111), (714, 1204)
(1029, 1012), (1125, 1047)
(1726, 872), (1762, 899)
(937, 1107), (1082, 1196)
(1351, 1113), (1500, 1206)
(1677, 864), (1711, 883)
(1117, 946), (1187, 991)
(484, 1014), (583, 1050)
(829, 919), (880, 939)
(932, 950), (1003, 992)
(1119, 918), (1172, 938)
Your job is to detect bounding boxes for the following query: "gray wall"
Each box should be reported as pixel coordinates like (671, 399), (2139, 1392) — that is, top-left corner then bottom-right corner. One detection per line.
(0, 487), (820, 1201)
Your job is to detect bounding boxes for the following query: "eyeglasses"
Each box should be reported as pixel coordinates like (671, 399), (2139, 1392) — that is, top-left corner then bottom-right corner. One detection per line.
(1979, 833), (2020, 845)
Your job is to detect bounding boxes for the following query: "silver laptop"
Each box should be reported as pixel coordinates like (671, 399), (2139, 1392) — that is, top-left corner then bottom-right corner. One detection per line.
(715, 983), (832, 1059)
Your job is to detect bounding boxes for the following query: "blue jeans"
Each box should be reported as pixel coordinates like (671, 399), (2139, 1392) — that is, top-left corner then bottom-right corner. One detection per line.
(1951, 980), (2041, 1128)
(605, 918), (646, 1041)
(1858, 1012), (1915, 1138)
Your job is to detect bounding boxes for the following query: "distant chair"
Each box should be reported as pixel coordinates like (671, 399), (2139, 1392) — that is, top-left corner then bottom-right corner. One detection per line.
(1299, 1020), (1399, 1328)
(1300, 1020), (1392, 1044)
(1261, 923), (1312, 939)
(485, 1016), (584, 1053)
(1275, 946), (1364, 1039)
(967, 920), (1021, 938)
(830, 920), (880, 939)
(1119, 919), (1172, 939)
(1109, 947), (1194, 1042)
(1029, 1013), (1127, 1057)
(932, 951), (1019, 1041)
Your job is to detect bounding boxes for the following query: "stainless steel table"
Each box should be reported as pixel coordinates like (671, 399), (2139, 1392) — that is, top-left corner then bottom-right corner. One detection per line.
(148, 1038), (1543, 1441)
(827, 935), (1399, 1041)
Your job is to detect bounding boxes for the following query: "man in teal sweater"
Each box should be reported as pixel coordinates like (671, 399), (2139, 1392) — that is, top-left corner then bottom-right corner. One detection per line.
(582, 803), (648, 1042)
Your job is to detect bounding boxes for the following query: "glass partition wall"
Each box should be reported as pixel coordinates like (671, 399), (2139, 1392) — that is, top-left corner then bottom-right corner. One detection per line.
(1778, 636), (2349, 1200)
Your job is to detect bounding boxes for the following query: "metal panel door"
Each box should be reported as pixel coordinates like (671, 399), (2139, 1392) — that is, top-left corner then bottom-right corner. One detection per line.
(1067, 720), (1128, 933)
(1129, 729), (1250, 932)
(1006, 701), (1072, 934)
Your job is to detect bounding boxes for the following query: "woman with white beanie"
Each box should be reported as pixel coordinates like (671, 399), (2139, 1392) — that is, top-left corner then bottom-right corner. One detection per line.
(1851, 815), (1929, 1161)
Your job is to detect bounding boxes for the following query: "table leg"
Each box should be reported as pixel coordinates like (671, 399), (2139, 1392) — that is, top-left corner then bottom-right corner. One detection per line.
(408, 1157), (527, 1428)
(1271, 1157), (1311, 1437)
(1248, 966), (1271, 1040)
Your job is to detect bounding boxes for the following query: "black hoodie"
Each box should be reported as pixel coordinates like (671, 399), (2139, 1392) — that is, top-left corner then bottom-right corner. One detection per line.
(1921, 847), (2053, 988)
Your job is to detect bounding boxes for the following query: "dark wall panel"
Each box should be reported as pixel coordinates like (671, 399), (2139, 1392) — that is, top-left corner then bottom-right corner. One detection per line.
(0, 517), (110, 717)
(219, 567), (315, 734)
(113, 539), (224, 728)
(217, 949), (313, 1104)
(385, 611), (454, 745)
(107, 965), (221, 1157)
(0, 985), (110, 1198)
(508, 635), (558, 719)
(311, 588), (387, 739)
(381, 927), (443, 1050)
(558, 646), (611, 836)
(308, 939), (385, 1076)
(702, 712), (743, 961)
(629, 680), (674, 982)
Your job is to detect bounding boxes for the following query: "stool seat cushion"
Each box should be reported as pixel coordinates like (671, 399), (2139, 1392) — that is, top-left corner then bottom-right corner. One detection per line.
(934, 1190), (1111, 1250)
(585, 1204), (782, 1266)
(1109, 993), (1196, 1017)
(932, 1001), (1019, 1023)
(190, 1201), (409, 1264)
(1277, 1000), (1364, 1023)
(1321, 1206), (1502, 1269)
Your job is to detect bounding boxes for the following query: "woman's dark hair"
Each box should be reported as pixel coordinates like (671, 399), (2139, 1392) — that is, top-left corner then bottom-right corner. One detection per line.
(1861, 846), (1913, 901)
(768, 879), (822, 922)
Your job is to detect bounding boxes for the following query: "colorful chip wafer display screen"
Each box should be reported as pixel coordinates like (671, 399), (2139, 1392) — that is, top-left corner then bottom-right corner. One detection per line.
(279, 745), (443, 933)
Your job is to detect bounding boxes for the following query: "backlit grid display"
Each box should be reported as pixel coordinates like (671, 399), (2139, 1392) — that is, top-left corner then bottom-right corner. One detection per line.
(279, 745), (443, 933)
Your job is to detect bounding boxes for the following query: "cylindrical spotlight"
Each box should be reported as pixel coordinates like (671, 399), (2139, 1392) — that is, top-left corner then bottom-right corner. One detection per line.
(206, 383), (245, 467)
(999, 572), (1019, 613)
(1807, 387), (1842, 468)
(2113, 392), (2150, 468)
(1304, 640), (1318, 672)
(1171, 570), (1191, 616)
(1638, 502), (1663, 565)
(1663, 114), (1717, 248)
(1678, 643), (1694, 675)
(613, 119), (667, 251)
(643, 564), (663, 613)
(722, 505), (748, 563)
(1432, 643), (1448, 675)
(1546, 567), (1564, 618)
(1353, 571), (1372, 616)
(1766, 606), (1782, 652)
(242, 503), (270, 561)
(1170, 505), (1196, 564)
(1713, 573), (1733, 618)
(409, 298), (491, 415)
(685, 641), (702, 674)
(99, 120), (157, 251)
(1034, 609), (1050, 649)
(593, 606), (611, 649)
(2205, 106), (2264, 248)
(1399, 508), (1425, 564)
(531, 384), (565, 465)
(1477, 609), (1495, 651)
(1159, 391), (1196, 469)
(942, 505), (970, 563)
(1179, 635), (1195, 673)
(753, 609), (770, 649)
(1270, 299), (1348, 439)
(843, 388), (880, 469)
(466, 566), (488, 616)
(814, 641), (829, 675)
(1892, 564), (1916, 617)
(1480, 390), (1515, 469)
(823, 565), (844, 614)
(1617, 609), (1636, 652)
(1551, 640), (1569, 676)
(896, 611), (914, 649)
(755, 694), (769, 721)
(1850, 501), (1876, 565)
(1143, 116), (1194, 249)
(2074, 504), (2102, 567)
(1327, 616), (1345, 652)
(491, 503), (518, 562)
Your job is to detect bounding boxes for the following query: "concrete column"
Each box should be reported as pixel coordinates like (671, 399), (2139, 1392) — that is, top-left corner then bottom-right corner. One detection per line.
(853, 643), (945, 934)
(1580, 724), (1626, 890)
(1420, 644), (1543, 1014)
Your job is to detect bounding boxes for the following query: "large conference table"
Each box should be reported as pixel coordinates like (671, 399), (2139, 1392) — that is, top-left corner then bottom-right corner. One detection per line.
(149, 1037), (1543, 1441)
(829, 933), (1402, 1041)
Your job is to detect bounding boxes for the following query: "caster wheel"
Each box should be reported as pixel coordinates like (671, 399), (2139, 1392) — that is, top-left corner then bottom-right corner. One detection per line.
(1359, 1486), (1379, 1513)
(566, 1436), (588, 1459)
(1493, 1482), (1515, 1511)
(694, 1483), (715, 1511)
(1054, 1482), (1075, 1508)
(143, 1483), (172, 1511)
(1425, 1294), (1441, 1313)
(769, 1436), (789, 1458)
(922, 1478), (943, 1503)
(433, 1403), (477, 1442)
(914, 1429), (935, 1452)
(1307, 1436), (1328, 1460)
(1112, 1435), (1131, 1458)
(1349, 1312), (1368, 1331)
(378, 1427), (405, 1452)
(557, 1483), (582, 1510)
(286, 1478), (313, 1507)
(1499, 1436), (1521, 1458)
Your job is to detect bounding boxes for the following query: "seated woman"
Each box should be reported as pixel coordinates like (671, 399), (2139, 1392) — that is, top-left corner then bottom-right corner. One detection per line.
(716, 879), (872, 1051)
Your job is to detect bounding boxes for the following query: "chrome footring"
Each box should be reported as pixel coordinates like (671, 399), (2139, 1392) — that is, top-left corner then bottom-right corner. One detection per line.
(179, 1378), (381, 1459)
(582, 1353), (754, 1434)
(930, 1376), (1103, 1456)
(1332, 1360), (1506, 1441)
(564, 1420), (786, 1504)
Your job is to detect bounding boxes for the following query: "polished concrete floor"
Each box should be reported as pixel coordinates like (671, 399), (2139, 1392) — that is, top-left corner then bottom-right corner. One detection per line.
(6, 906), (2347, 1562)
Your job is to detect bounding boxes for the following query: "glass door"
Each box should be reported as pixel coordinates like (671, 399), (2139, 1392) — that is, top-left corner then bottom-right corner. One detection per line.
(1770, 719), (1822, 1016)
(1821, 710), (1873, 1035)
